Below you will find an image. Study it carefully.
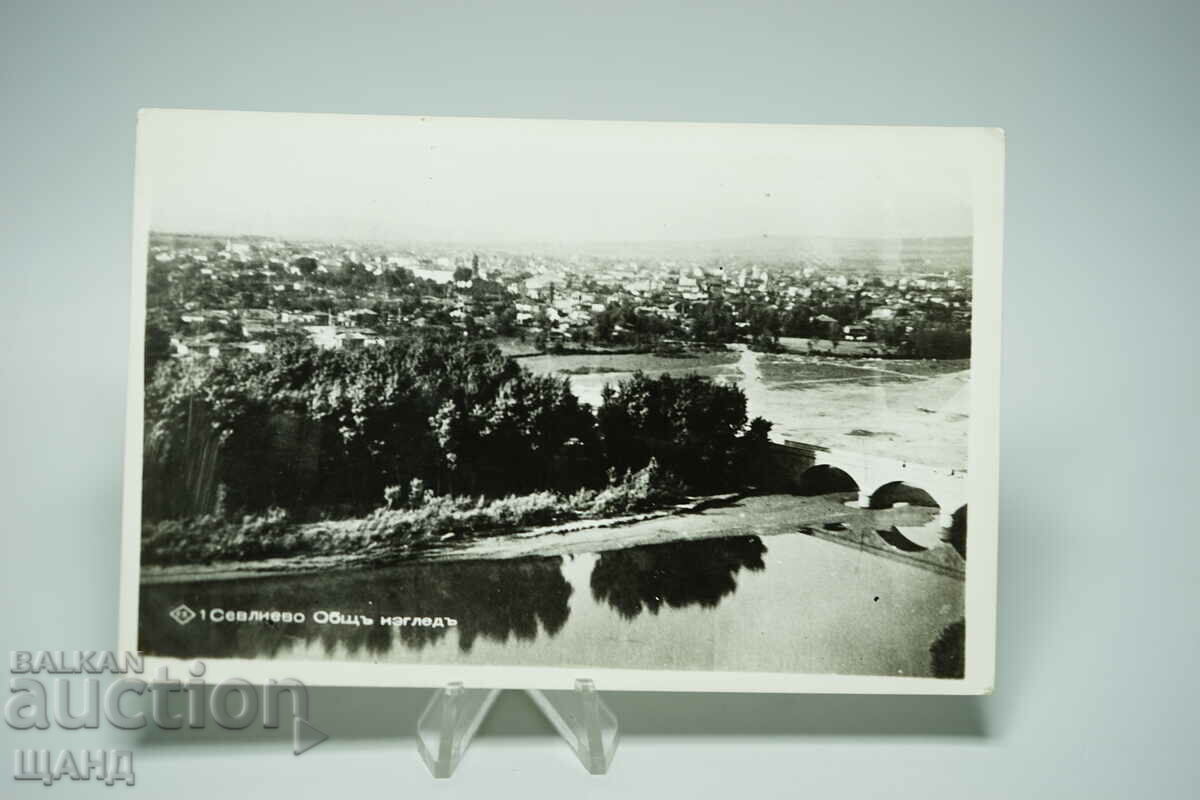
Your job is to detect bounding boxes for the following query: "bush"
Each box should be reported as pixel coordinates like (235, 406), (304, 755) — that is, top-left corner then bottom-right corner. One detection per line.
(142, 463), (694, 565)
(371, 490), (575, 543)
(142, 508), (294, 565)
(383, 485), (404, 511)
(239, 507), (289, 538)
(590, 458), (685, 516)
(371, 461), (686, 545)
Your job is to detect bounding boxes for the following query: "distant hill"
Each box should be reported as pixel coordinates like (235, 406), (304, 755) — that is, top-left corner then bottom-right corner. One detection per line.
(482, 235), (973, 272)
(149, 229), (972, 272)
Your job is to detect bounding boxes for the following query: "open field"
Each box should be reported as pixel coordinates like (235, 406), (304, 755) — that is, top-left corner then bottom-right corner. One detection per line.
(757, 355), (968, 387)
(777, 336), (883, 356)
(871, 359), (970, 377)
(521, 350), (741, 406)
(493, 337), (542, 357)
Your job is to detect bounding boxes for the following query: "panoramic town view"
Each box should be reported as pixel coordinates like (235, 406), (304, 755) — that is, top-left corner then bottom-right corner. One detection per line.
(139, 230), (971, 680)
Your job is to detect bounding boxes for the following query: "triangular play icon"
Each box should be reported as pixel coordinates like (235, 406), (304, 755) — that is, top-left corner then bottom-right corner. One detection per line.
(293, 717), (329, 756)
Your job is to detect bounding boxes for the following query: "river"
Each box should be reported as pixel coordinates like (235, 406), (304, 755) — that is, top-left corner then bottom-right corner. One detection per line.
(533, 344), (969, 466)
(139, 497), (964, 679)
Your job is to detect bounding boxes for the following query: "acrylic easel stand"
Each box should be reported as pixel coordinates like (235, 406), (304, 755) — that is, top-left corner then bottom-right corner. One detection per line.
(416, 679), (618, 778)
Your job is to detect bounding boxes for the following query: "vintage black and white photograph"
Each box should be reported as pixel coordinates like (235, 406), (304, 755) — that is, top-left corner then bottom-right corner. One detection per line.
(120, 111), (1002, 693)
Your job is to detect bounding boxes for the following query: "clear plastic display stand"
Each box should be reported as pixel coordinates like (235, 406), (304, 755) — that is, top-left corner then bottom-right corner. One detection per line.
(416, 679), (618, 778)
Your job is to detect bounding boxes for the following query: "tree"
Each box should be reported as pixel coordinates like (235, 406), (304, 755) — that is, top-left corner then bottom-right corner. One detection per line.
(736, 416), (773, 486)
(142, 328), (766, 526)
(905, 324), (971, 359)
(930, 618), (965, 678)
(146, 261), (172, 310)
(292, 256), (319, 277)
(826, 317), (841, 347)
(493, 305), (518, 337)
(597, 372), (752, 492)
(144, 313), (173, 381)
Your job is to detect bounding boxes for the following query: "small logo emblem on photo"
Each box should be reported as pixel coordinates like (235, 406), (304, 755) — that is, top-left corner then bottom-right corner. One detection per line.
(169, 604), (197, 626)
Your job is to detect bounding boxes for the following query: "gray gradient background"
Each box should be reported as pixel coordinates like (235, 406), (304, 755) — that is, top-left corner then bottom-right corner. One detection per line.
(1, 1), (1196, 797)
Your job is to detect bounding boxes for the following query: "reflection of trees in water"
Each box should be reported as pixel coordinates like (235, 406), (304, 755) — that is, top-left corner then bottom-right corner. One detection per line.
(930, 617), (965, 679)
(139, 556), (571, 660)
(590, 536), (767, 619)
(946, 505), (967, 559)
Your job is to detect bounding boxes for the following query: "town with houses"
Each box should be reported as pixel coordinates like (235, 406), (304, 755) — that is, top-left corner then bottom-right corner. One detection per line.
(145, 232), (973, 360)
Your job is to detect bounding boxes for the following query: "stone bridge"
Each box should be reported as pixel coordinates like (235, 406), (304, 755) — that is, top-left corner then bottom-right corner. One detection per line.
(764, 439), (967, 531)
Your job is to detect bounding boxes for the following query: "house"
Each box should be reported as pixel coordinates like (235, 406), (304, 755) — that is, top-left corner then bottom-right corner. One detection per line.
(337, 308), (378, 326)
(843, 324), (871, 341)
(241, 321), (275, 338)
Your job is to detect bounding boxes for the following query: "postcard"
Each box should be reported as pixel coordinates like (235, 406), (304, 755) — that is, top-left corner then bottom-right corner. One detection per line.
(120, 110), (1002, 693)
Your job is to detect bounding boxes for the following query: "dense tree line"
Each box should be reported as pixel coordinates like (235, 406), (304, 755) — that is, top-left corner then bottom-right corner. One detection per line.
(143, 334), (770, 522)
(589, 299), (677, 348)
(871, 320), (972, 359)
(597, 372), (771, 492)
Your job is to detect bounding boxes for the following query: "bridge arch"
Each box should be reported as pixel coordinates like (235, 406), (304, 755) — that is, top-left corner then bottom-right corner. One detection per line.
(797, 465), (859, 496)
(766, 440), (966, 532)
(867, 480), (940, 510)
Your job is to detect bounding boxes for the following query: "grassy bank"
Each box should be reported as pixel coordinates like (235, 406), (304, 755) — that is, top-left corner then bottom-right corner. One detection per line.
(142, 459), (686, 566)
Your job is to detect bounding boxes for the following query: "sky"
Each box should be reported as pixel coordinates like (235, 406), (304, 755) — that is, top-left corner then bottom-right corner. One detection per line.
(138, 110), (985, 247)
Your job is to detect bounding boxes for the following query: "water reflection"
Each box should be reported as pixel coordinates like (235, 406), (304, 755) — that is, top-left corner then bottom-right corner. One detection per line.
(590, 536), (767, 619)
(140, 556), (571, 660)
(139, 525), (963, 678)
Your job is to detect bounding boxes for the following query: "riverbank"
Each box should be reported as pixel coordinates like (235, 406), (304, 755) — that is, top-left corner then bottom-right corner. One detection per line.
(140, 491), (743, 584)
(140, 492), (963, 584)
